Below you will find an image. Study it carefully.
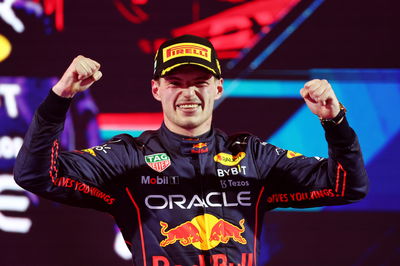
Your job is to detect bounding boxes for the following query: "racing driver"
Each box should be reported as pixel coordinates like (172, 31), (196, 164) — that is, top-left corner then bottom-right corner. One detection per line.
(14, 35), (369, 265)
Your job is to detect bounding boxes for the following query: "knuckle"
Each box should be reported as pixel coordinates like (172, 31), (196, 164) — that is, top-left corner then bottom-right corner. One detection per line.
(75, 55), (84, 61)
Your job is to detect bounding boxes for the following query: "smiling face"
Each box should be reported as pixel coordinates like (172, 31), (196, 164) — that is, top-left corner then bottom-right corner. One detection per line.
(151, 65), (224, 136)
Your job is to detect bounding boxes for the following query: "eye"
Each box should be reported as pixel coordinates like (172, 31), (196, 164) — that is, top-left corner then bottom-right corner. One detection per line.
(168, 81), (181, 87)
(195, 81), (208, 87)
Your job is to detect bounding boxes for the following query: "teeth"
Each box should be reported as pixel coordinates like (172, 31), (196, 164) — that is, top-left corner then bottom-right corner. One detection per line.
(178, 104), (199, 108)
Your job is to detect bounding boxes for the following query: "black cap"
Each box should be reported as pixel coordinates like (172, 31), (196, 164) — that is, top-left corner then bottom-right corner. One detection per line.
(153, 35), (221, 79)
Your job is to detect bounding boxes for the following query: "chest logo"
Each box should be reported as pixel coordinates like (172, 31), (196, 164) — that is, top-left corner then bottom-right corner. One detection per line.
(287, 150), (302, 158)
(214, 152), (246, 166)
(145, 153), (171, 172)
(191, 142), (208, 154)
(159, 214), (246, 251)
(81, 144), (111, 156)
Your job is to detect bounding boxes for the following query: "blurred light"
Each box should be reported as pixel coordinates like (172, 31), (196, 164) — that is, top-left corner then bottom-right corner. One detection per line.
(114, 230), (132, 260)
(0, 175), (32, 234)
(0, 84), (20, 117)
(0, 34), (12, 62)
(97, 112), (163, 141)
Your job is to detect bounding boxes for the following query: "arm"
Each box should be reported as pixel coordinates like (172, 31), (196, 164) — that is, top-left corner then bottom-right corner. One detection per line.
(14, 56), (133, 212)
(52, 55), (102, 98)
(256, 80), (369, 208)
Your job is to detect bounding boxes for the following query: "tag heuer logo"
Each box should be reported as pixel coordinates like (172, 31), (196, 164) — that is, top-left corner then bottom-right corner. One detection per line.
(145, 153), (171, 172)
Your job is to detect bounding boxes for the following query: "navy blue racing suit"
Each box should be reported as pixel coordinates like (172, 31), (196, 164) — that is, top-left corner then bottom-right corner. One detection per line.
(14, 90), (369, 265)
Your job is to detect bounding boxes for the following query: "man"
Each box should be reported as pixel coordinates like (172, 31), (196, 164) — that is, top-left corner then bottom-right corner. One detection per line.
(14, 35), (368, 265)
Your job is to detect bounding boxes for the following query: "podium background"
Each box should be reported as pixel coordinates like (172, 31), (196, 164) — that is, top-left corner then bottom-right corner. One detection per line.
(1, 0), (399, 265)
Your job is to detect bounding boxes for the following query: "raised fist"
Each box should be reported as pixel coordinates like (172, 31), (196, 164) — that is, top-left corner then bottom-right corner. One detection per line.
(300, 79), (341, 119)
(52, 55), (102, 98)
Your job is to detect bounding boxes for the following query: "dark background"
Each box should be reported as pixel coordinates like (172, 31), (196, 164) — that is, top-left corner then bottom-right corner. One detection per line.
(1, 0), (399, 265)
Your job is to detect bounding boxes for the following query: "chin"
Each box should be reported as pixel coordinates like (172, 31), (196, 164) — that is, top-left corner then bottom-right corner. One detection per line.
(177, 118), (203, 129)
(179, 121), (200, 130)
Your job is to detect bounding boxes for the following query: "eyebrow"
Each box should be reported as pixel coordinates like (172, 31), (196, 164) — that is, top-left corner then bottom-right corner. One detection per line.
(164, 75), (212, 81)
(163, 76), (181, 81)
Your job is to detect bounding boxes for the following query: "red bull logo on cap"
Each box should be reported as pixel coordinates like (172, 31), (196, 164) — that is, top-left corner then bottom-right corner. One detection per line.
(159, 214), (246, 250)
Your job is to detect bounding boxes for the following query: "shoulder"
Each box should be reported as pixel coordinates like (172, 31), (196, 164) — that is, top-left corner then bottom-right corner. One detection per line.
(106, 130), (158, 149)
(215, 128), (262, 151)
(135, 129), (160, 145)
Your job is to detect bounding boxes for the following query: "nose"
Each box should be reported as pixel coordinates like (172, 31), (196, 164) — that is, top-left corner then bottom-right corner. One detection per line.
(182, 86), (196, 98)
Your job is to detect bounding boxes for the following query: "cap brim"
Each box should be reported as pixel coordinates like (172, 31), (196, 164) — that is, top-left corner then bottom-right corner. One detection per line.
(160, 62), (219, 77)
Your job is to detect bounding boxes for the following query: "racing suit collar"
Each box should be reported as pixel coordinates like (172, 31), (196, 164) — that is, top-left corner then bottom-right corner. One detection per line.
(159, 122), (214, 155)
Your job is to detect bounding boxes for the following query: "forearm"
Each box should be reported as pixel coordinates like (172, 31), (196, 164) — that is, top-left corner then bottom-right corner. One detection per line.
(14, 90), (71, 189)
(323, 117), (369, 201)
(261, 115), (368, 209)
(14, 90), (119, 211)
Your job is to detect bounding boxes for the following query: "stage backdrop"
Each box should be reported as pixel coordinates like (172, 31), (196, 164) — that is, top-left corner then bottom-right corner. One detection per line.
(1, 0), (399, 265)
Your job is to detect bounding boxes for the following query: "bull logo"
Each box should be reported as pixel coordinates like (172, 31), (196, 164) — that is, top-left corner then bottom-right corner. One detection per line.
(209, 218), (246, 244)
(159, 214), (246, 250)
(160, 221), (203, 247)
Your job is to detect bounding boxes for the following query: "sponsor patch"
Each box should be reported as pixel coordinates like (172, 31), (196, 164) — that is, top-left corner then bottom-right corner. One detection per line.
(214, 152), (246, 166)
(191, 142), (208, 154)
(220, 179), (250, 189)
(216, 165), (247, 177)
(159, 213), (246, 250)
(141, 175), (179, 185)
(286, 150), (302, 158)
(81, 148), (96, 156)
(81, 144), (111, 156)
(163, 42), (211, 62)
(145, 153), (171, 172)
(145, 191), (251, 210)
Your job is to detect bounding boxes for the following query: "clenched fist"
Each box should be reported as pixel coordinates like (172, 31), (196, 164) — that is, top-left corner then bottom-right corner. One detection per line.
(300, 79), (341, 120)
(52, 55), (102, 98)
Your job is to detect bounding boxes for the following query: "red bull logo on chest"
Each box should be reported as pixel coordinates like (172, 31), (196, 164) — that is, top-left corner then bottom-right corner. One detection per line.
(191, 142), (208, 154)
(159, 214), (246, 250)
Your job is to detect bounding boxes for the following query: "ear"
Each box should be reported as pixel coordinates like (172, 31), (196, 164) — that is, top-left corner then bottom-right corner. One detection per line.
(151, 79), (161, 101)
(214, 78), (224, 100)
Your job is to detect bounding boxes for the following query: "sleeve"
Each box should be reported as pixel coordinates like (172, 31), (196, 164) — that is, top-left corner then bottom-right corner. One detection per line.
(13, 90), (137, 212)
(253, 116), (369, 208)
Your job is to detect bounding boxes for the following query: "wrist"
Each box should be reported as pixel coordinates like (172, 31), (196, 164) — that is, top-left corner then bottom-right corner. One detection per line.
(320, 102), (347, 126)
(37, 89), (73, 122)
(52, 81), (75, 98)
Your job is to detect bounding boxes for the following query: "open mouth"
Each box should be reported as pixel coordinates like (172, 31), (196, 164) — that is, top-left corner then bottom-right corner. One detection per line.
(176, 103), (202, 109)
